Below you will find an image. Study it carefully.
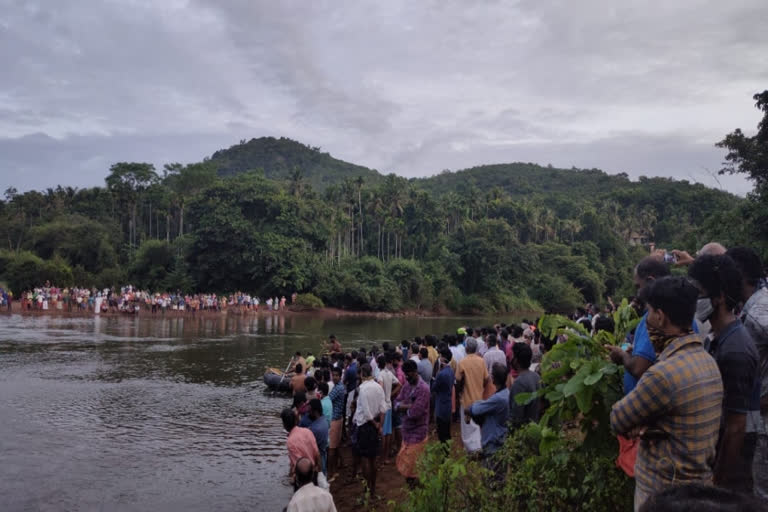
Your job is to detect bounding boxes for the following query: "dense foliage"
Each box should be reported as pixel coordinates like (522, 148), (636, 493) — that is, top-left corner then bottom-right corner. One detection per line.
(1, 91), (766, 312)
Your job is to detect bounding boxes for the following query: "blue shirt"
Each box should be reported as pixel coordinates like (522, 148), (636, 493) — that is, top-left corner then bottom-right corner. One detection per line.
(344, 362), (358, 392)
(308, 416), (329, 454)
(321, 396), (333, 427)
(469, 388), (510, 454)
(431, 365), (455, 421)
(624, 314), (698, 395)
(329, 382), (346, 420)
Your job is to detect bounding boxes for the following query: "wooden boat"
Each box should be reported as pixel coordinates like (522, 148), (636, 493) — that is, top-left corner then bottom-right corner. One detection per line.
(263, 367), (292, 392)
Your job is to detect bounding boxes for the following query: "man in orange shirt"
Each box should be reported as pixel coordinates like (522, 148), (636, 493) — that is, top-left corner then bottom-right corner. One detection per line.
(456, 338), (489, 453)
(282, 408), (321, 489)
(291, 364), (307, 395)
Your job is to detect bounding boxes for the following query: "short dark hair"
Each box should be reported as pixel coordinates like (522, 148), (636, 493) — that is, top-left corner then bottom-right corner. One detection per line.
(309, 398), (323, 414)
(513, 342), (533, 369)
(318, 381), (329, 396)
(304, 376), (317, 392)
(594, 315), (615, 334)
(281, 407), (296, 431)
(411, 343), (420, 354)
(639, 482), (765, 512)
(491, 362), (507, 386)
(688, 255), (743, 310)
(487, 333), (497, 347)
(295, 363), (303, 374)
(639, 276), (699, 330)
(440, 348), (452, 362)
(376, 354), (386, 369)
(360, 363), (372, 377)
(292, 391), (306, 408)
(402, 360), (417, 373)
(419, 347), (428, 358)
(331, 366), (342, 375)
(512, 326), (524, 338)
(635, 257), (671, 280)
(726, 246), (764, 288)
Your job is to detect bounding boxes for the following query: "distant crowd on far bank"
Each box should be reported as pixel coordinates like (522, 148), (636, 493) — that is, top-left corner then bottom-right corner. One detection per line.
(0, 283), (298, 316)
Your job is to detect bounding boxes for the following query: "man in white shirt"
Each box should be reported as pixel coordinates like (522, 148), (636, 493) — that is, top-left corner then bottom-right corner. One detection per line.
(409, 343), (420, 364)
(448, 336), (467, 364)
(473, 328), (488, 356)
(483, 334), (507, 373)
(287, 458), (336, 512)
(353, 363), (387, 497)
(376, 353), (401, 464)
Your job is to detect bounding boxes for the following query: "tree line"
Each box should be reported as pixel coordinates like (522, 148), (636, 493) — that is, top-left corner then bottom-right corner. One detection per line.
(1, 90), (766, 313)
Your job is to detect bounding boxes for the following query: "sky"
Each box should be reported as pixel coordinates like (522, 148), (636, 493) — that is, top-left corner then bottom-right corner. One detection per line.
(1, 0), (766, 195)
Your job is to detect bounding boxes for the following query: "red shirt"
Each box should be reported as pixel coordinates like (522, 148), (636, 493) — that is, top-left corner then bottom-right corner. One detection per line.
(287, 426), (319, 476)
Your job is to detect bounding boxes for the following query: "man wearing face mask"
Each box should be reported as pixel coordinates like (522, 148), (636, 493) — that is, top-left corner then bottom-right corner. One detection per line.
(689, 254), (761, 494)
(610, 276), (723, 512)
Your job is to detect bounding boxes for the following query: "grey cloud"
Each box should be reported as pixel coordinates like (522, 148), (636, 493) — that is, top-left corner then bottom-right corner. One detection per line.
(0, 0), (765, 196)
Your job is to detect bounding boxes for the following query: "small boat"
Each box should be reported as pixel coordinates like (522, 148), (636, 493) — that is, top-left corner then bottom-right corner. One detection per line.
(263, 367), (292, 392)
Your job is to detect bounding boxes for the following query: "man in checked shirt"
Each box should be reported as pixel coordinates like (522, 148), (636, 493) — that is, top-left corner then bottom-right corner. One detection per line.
(610, 276), (723, 512)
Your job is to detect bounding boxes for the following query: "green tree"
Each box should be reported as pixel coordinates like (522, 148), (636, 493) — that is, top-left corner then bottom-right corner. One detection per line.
(717, 90), (768, 191)
(105, 162), (159, 253)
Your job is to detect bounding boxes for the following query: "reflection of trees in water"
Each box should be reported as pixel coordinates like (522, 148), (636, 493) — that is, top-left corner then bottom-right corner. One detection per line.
(29, 314), (527, 388)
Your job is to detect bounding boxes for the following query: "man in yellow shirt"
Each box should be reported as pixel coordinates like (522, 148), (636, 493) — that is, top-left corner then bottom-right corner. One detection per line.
(425, 336), (439, 366)
(456, 338), (489, 453)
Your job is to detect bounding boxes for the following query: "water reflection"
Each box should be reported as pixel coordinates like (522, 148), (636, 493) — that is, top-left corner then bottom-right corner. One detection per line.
(0, 312), (513, 511)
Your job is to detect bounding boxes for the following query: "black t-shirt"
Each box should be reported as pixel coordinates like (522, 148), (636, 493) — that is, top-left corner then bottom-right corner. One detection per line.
(709, 320), (760, 414)
(509, 370), (541, 427)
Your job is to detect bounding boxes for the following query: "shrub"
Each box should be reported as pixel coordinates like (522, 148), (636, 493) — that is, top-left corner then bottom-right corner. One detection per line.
(385, 259), (432, 309)
(2, 251), (73, 293)
(294, 293), (324, 309)
(528, 274), (583, 313)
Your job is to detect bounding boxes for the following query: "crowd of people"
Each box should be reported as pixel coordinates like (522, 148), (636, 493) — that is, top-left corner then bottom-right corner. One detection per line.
(278, 243), (768, 512)
(280, 323), (546, 510)
(0, 282), (297, 315)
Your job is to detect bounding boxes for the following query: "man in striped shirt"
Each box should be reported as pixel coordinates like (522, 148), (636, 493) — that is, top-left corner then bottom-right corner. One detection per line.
(610, 276), (723, 511)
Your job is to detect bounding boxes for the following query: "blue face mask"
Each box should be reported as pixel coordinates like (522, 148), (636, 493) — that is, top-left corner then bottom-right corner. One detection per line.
(695, 297), (714, 323)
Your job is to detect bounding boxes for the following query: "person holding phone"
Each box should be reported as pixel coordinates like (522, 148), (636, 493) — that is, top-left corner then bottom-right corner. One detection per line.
(610, 276), (723, 511)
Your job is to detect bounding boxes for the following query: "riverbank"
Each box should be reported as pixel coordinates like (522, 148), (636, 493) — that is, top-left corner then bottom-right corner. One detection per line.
(329, 422), (462, 512)
(0, 301), (541, 321)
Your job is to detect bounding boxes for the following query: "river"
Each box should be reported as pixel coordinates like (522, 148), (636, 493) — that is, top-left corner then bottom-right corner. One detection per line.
(0, 312), (514, 512)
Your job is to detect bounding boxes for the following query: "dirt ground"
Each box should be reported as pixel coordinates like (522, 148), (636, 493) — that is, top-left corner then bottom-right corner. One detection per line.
(330, 422), (463, 512)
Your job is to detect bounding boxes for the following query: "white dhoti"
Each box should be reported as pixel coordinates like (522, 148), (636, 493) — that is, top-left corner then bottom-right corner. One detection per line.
(460, 406), (482, 453)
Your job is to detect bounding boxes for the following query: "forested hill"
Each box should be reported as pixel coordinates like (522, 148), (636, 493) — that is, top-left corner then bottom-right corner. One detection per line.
(412, 163), (739, 246)
(415, 163), (736, 215)
(209, 137), (381, 190)
(0, 136), (755, 316)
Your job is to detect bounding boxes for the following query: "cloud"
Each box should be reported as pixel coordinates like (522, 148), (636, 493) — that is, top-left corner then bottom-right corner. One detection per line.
(0, 0), (765, 195)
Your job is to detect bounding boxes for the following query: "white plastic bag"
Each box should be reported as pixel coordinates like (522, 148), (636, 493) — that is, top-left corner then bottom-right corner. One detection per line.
(317, 472), (329, 490)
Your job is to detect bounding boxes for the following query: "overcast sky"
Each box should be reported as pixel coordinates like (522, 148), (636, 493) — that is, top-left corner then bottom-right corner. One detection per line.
(1, 0), (766, 195)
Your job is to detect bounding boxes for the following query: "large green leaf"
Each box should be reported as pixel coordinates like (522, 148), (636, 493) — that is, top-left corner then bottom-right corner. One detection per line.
(584, 371), (603, 386)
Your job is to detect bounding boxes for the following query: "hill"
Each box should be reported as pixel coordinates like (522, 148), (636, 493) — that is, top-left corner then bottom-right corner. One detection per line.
(209, 136), (381, 190)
